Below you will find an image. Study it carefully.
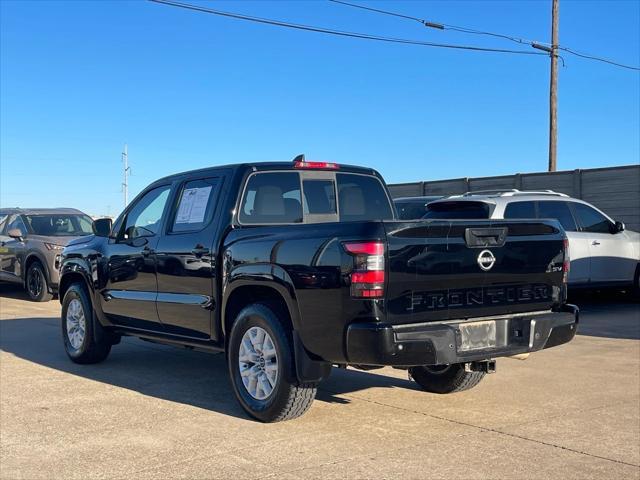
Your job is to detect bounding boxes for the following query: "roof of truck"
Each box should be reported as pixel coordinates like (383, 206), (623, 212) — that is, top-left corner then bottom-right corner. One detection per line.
(151, 161), (383, 184)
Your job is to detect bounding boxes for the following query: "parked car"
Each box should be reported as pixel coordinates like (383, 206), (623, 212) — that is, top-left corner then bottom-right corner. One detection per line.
(424, 190), (640, 291)
(393, 195), (442, 220)
(58, 160), (578, 422)
(0, 208), (95, 301)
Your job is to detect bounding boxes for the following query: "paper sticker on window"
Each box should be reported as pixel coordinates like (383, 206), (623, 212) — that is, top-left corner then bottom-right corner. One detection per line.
(175, 186), (212, 224)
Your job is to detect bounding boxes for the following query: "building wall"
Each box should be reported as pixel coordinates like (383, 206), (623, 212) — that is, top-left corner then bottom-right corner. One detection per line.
(387, 165), (640, 232)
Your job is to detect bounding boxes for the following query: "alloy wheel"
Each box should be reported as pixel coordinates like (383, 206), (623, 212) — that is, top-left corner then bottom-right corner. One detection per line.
(66, 298), (86, 350)
(27, 268), (43, 298)
(238, 326), (279, 400)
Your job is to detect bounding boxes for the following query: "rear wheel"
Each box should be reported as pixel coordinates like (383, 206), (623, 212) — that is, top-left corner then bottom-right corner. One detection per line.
(409, 363), (485, 394)
(228, 303), (317, 422)
(26, 262), (53, 302)
(61, 283), (111, 364)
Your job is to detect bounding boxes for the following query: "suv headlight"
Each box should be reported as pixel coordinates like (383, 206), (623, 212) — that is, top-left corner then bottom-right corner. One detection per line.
(44, 243), (65, 251)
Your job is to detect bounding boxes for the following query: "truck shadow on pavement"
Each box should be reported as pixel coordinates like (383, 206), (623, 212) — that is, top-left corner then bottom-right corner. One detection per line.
(0, 315), (419, 420)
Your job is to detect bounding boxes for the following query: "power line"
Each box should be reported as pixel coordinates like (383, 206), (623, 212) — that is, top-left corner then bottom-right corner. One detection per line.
(329, 0), (640, 71)
(149, 0), (547, 56)
(556, 47), (640, 71)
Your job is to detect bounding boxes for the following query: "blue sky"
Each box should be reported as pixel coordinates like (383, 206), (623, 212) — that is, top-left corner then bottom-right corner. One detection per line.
(1, 0), (638, 216)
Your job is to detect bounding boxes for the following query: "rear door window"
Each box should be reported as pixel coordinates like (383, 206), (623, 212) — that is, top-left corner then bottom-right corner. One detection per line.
(170, 177), (220, 233)
(504, 201), (537, 219)
(424, 201), (491, 219)
(537, 201), (578, 232)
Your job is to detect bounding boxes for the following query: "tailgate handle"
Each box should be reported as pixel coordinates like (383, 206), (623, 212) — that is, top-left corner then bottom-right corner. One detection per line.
(465, 227), (508, 247)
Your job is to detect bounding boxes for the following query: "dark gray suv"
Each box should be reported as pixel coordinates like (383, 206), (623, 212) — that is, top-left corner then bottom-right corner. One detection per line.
(0, 208), (95, 301)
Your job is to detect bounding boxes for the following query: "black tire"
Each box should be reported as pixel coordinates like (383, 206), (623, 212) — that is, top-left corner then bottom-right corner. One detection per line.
(61, 283), (111, 364)
(25, 262), (53, 302)
(227, 303), (318, 422)
(409, 363), (485, 394)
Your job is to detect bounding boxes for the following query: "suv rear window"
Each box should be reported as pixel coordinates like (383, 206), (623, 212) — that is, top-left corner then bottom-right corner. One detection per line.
(424, 201), (491, 219)
(239, 171), (393, 225)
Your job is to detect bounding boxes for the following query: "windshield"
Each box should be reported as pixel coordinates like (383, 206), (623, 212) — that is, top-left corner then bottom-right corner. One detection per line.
(24, 214), (94, 236)
(423, 201), (491, 219)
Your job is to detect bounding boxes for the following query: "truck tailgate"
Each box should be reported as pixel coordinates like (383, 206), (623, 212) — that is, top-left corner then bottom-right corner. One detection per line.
(384, 219), (566, 324)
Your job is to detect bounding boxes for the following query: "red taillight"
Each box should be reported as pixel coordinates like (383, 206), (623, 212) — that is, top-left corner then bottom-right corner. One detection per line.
(351, 270), (385, 283)
(344, 241), (385, 299)
(293, 161), (340, 170)
(343, 242), (384, 255)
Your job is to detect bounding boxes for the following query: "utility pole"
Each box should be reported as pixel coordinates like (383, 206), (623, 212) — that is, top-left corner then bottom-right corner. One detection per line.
(548, 0), (559, 172)
(122, 143), (130, 207)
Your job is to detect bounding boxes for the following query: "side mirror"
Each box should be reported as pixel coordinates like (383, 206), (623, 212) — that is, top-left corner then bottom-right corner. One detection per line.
(93, 218), (113, 237)
(614, 220), (625, 233)
(7, 229), (24, 241)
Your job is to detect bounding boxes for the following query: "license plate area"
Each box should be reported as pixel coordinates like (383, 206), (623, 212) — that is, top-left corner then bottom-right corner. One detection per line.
(458, 320), (507, 352)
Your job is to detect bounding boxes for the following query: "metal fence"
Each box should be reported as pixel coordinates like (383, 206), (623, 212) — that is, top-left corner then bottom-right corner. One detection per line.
(387, 165), (640, 232)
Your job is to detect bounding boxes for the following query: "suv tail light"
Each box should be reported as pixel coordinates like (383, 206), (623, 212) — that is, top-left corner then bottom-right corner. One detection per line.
(344, 241), (385, 298)
(563, 237), (570, 283)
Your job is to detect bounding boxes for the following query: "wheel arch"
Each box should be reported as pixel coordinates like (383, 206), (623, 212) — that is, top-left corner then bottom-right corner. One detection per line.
(222, 281), (299, 342)
(58, 260), (94, 305)
(24, 252), (50, 284)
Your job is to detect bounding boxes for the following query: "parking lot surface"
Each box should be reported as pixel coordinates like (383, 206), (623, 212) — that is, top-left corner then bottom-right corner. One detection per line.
(1, 285), (639, 480)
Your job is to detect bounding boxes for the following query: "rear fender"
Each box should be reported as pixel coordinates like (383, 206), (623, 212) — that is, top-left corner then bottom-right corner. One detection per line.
(222, 264), (331, 383)
(222, 263), (302, 335)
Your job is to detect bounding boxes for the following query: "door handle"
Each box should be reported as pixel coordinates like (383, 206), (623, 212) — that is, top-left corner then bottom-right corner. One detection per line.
(142, 246), (155, 257)
(592, 241), (601, 246)
(192, 246), (210, 257)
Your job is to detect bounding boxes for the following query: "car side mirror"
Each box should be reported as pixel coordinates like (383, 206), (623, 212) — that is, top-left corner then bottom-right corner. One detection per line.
(93, 218), (113, 237)
(614, 220), (625, 233)
(7, 228), (24, 241)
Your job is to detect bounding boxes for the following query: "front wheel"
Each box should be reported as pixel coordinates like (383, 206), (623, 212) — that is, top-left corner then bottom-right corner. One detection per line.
(61, 283), (111, 364)
(26, 262), (53, 302)
(228, 303), (317, 422)
(409, 363), (485, 394)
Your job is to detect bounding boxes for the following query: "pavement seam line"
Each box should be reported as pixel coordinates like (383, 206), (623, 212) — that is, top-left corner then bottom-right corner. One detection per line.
(319, 387), (640, 469)
(491, 399), (638, 430)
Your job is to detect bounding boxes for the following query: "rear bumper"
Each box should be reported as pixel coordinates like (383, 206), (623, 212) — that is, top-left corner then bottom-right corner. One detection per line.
(345, 304), (579, 367)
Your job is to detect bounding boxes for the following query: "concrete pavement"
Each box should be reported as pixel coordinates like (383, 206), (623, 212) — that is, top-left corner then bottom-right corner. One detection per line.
(0, 285), (638, 479)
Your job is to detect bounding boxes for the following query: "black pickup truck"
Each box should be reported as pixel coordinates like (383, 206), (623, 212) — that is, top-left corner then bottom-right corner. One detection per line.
(59, 159), (578, 422)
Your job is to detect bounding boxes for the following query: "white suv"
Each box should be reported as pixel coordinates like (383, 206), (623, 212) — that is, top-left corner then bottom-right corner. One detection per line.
(424, 190), (640, 291)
